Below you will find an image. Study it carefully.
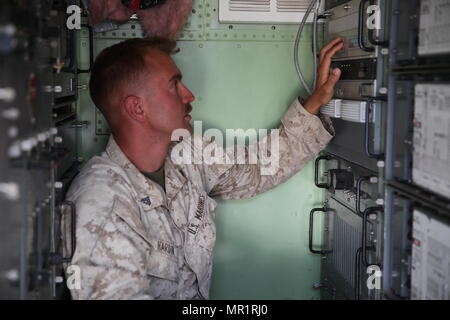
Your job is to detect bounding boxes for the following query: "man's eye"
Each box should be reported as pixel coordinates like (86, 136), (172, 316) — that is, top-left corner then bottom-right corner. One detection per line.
(174, 80), (182, 93)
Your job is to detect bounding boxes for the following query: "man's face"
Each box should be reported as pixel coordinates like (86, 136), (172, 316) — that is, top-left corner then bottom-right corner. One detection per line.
(140, 50), (195, 137)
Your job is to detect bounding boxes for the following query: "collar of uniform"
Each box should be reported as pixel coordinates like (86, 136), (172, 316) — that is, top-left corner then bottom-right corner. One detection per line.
(105, 136), (166, 211)
(164, 141), (188, 202)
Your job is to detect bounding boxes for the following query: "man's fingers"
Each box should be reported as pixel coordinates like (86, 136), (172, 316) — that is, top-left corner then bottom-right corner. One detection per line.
(317, 41), (344, 85)
(319, 38), (344, 64)
(319, 38), (343, 62)
(321, 41), (344, 68)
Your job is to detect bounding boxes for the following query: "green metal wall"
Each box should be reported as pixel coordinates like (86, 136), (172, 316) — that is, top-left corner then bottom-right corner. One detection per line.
(76, 0), (325, 299)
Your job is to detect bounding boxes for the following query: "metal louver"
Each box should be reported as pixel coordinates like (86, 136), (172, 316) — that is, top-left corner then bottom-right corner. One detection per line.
(276, 0), (313, 12)
(220, 0), (320, 23)
(229, 0), (271, 12)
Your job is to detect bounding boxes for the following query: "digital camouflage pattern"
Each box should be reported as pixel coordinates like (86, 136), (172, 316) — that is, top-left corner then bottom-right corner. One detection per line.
(61, 99), (334, 299)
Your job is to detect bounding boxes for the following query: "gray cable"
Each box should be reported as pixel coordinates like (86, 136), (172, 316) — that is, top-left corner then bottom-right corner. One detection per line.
(312, 0), (321, 90)
(294, 0), (320, 96)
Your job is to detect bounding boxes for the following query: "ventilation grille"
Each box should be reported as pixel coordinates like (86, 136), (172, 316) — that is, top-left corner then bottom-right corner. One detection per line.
(329, 213), (362, 288)
(229, 0), (270, 12)
(220, 0), (321, 23)
(277, 0), (313, 12)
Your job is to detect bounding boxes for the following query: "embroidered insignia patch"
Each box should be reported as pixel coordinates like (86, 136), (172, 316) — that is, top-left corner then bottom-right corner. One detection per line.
(140, 196), (151, 206)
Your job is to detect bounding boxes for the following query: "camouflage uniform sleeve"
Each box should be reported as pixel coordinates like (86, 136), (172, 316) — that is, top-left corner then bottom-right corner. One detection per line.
(63, 182), (153, 300)
(208, 98), (334, 199)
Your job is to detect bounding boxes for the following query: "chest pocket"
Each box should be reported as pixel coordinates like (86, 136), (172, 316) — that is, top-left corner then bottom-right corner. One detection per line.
(146, 238), (180, 282)
(112, 197), (180, 282)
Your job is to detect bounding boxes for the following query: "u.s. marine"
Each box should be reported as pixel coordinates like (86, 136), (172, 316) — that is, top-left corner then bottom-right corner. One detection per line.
(62, 37), (344, 299)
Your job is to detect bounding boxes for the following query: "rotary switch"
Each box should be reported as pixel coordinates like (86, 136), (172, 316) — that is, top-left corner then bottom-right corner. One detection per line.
(328, 169), (354, 190)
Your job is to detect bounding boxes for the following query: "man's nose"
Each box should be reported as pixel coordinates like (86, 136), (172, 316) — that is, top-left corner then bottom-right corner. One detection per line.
(180, 83), (195, 104)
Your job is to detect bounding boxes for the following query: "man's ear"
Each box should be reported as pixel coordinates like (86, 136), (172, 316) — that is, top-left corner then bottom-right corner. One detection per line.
(123, 95), (146, 123)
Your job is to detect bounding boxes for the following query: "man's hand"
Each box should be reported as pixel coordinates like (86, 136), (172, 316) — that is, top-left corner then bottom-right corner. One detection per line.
(303, 38), (345, 115)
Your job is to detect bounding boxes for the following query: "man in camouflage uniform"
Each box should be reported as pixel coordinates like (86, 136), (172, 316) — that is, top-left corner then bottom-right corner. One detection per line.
(62, 37), (344, 299)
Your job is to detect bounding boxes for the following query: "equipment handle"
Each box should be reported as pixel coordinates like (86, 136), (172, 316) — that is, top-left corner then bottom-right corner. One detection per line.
(309, 207), (328, 255)
(314, 155), (332, 189)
